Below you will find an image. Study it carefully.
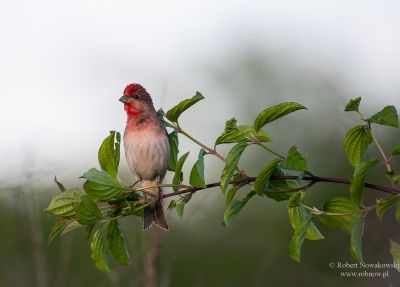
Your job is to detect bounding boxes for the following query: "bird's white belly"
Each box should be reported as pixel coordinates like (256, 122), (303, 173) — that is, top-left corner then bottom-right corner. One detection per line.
(124, 129), (169, 181)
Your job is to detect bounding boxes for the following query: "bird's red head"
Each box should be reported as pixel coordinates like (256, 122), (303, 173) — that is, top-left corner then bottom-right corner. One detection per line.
(120, 83), (155, 118)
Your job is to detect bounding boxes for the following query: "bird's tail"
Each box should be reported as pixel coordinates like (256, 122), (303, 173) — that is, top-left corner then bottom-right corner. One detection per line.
(142, 183), (168, 231)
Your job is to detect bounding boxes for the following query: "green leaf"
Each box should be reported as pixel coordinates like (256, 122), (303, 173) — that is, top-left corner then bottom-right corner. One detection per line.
(343, 125), (372, 167)
(48, 219), (70, 242)
(281, 146), (308, 171)
(288, 193), (324, 241)
(254, 159), (281, 196)
(54, 176), (66, 192)
(176, 203), (185, 219)
(44, 189), (83, 216)
(189, 149), (206, 188)
(220, 143), (248, 192)
(85, 225), (95, 241)
(157, 108), (176, 129)
(168, 200), (177, 210)
(106, 220), (130, 265)
(166, 92), (204, 122)
(344, 97), (361, 112)
(376, 194), (400, 220)
(175, 194), (192, 219)
(215, 124), (271, 145)
(167, 131), (179, 171)
(83, 168), (126, 201)
(389, 239), (400, 272)
(225, 184), (244, 205)
(265, 165), (293, 201)
(368, 105), (399, 128)
(61, 220), (82, 236)
(223, 191), (255, 227)
(319, 197), (362, 233)
(76, 196), (103, 225)
(172, 152), (190, 192)
(350, 218), (364, 262)
(91, 227), (110, 272)
(288, 214), (313, 262)
(98, 131), (121, 178)
(396, 204), (400, 224)
(349, 158), (379, 204)
(392, 145), (400, 156)
(254, 102), (307, 131)
(265, 191), (292, 201)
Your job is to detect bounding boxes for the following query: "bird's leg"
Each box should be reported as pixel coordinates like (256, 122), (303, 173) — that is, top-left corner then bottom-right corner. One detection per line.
(129, 176), (141, 188)
(155, 177), (162, 201)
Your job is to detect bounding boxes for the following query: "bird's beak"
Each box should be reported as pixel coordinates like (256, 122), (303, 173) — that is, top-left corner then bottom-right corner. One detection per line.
(119, 96), (129, 103)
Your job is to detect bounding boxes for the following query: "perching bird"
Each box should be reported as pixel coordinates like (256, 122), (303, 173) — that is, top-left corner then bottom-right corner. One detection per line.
(119, 84), (169, 231)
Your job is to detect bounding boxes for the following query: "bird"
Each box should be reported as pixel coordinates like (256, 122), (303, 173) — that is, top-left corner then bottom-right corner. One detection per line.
(119, 83), (169, 231)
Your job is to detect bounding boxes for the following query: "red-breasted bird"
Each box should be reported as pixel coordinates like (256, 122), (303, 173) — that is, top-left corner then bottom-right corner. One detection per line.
(119, 84), (169, 231)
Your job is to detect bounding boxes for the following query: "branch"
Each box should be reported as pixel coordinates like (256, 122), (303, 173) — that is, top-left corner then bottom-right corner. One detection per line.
(162, 175), (400, 199)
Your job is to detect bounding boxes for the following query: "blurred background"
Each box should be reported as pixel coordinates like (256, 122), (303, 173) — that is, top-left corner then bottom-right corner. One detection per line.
(1, 0), (400, 286)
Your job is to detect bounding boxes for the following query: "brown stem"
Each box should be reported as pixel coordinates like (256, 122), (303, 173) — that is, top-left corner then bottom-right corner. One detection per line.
(162, 175), (400, 199)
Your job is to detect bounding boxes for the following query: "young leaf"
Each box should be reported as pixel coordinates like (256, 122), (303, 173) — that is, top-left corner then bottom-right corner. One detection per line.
(224, 117), (237, 132)
(319, 197), (362, 233)
(350, 218), (364, 262)
(392, 145), (400, 156)
(343, 125), (372, 167)
(376, 194), (400, 220)
(106, 220), (130, 265)
(91, 227), (110, 272)
(61, 220), (82, 236)
(54, 176), (66, 192)
(387, 173), (400, 185)
(254, 102), (307, 131)
(215, 125), (271, 145)
(83, 168), (126, 201)
(172, 152), (190, 191)
(349, 158), (379, 204)
(76, 196), (103, 225)
(288, 214), (313, 262)
(281, 146), (308, 171)
(254, 159), (281, 196)
(389, 239), (400, 272)
(166, 92), (204, 122)
(220, 143), (248, 192)
(288, 193), (324, 241)
(98, 131), (121, 178)
(223, 191), (255, 227)
(167, 131), (179, 171)
(44, 189), (83, 217)
(49, 219), (70, 242)
(189, 149), (206, 188)
(368, 105), (399, 128)
(344, 97), (361, 112)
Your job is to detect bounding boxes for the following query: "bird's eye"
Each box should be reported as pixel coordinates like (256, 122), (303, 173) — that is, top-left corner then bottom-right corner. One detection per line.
(132, 95), (140, 99)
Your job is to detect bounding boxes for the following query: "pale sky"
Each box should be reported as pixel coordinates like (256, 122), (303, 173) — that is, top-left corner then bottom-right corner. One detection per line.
(1, 0), (399, 186)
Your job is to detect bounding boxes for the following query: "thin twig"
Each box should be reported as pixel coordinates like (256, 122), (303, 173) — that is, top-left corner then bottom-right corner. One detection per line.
(256, 142), (286, 160)
(177, 124), (245, 176)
